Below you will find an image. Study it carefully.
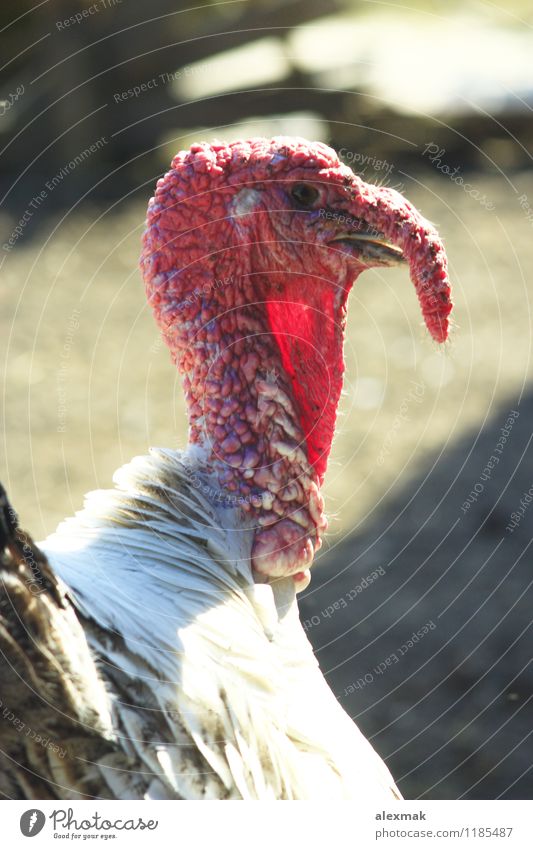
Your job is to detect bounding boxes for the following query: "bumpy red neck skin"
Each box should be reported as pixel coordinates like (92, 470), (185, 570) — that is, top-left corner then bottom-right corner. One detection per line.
(186, 277), (333, 588)
(142, 244), (349, 591)
(141, 138), (452, 590)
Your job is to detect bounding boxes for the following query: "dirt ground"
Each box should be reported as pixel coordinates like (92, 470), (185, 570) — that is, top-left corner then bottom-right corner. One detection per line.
(1, 170), (533, 799)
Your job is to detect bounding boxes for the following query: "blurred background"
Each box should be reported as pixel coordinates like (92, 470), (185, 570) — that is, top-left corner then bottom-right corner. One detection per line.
(1, 0), (532, 800)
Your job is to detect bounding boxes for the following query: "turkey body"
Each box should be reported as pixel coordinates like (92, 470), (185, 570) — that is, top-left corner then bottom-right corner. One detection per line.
(39, 447), (401, 800)
(0, 136), (453, 800)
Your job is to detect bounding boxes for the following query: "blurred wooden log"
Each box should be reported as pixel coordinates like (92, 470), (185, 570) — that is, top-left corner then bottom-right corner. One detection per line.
(1, 0), (532, 218)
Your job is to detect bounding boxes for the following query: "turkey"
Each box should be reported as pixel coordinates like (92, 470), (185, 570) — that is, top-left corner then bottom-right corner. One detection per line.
(0, 137), (452, 800)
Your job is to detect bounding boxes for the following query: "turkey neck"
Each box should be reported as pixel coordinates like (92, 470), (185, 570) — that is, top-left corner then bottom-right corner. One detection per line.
(171, 270), (328, 584)
(142, 211), (346, 585)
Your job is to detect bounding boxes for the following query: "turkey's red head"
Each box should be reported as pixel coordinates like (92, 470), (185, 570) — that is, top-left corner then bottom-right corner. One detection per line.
(141, 137), (452, 590)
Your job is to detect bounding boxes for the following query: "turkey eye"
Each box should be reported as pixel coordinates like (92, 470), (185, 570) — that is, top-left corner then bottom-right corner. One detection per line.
(291, 183), (319, 208)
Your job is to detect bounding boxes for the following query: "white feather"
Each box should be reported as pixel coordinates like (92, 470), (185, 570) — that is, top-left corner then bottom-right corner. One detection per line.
(40, 447), (400, 800)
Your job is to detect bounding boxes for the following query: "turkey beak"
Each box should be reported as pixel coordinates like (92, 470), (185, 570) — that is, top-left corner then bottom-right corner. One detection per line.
(329, 227), (405, 266)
